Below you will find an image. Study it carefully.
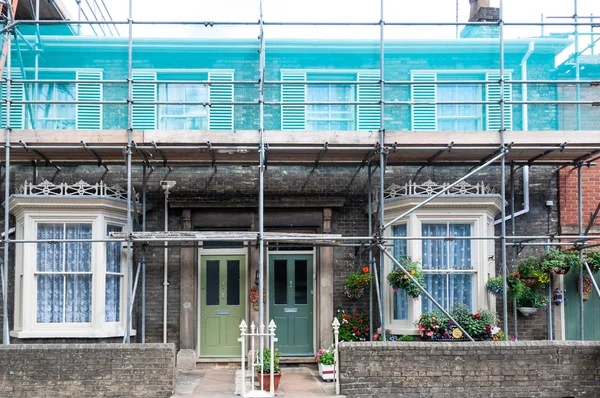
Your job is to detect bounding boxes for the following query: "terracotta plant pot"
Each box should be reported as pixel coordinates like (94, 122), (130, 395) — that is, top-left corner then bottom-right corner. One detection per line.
(256, 372), (281, 391)
(521, 277), (538, 287)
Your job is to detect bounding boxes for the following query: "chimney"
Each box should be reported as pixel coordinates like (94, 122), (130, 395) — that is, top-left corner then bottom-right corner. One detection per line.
(468, 0), (499, 22)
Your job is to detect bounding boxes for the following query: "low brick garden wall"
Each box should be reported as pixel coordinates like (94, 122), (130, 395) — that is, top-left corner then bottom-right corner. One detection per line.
(0, 344), (175, 397)
(339, 341), (600, 398)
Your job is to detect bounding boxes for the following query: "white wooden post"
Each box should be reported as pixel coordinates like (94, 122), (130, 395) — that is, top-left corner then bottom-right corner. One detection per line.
(238, 320), (248, 397)
(332, 317), (340, 395)
(250, 321), (256, 392)
(268, 320), (277, 396)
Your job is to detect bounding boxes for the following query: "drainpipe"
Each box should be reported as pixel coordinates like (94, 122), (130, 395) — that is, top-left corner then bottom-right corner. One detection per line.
(161, 180), (176, 344)
(494, 42), (534, 225)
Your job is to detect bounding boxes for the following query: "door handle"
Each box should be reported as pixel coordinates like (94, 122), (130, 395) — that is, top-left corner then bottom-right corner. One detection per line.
(222, 282), (225, 289)
(289, 281), (293, 288)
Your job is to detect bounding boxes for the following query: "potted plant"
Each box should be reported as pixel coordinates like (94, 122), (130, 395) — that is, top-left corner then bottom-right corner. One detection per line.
(342, 267), (372, 299)
(255, 348), (282, 391)
(516, 286), (547, 316)
(584, 249), (600, 274)
(315, 346), (335, 381)
(387, 257), (425, 298)
(541, 248), (580, 275)
(517, 255), (547, 286)
(486, 276), (505, 297)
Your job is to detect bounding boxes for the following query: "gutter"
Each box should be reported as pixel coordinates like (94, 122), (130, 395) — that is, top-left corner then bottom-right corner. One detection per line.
(494, 42), (534, 226)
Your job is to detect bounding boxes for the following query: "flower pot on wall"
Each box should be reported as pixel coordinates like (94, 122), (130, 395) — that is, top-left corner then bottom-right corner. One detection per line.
(318, 363), (335, 381)
(517, 307), (539, 316)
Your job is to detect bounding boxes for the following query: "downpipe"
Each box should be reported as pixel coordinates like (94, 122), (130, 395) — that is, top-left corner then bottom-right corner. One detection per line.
(161, 180), (176, 344)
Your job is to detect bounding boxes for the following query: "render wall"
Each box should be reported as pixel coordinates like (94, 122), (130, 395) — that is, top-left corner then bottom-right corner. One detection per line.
(0, 344), (175, 397)
(0, 163), (559, 345)
(339, 341), (600, 398)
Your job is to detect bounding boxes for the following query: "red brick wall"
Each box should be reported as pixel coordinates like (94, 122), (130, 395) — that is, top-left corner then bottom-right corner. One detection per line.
(559, 165), (600, 234)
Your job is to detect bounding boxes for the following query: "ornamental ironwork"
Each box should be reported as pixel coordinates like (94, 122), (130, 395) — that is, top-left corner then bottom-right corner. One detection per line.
(18, 180), (137, 201)
(380, 180), (495, 200)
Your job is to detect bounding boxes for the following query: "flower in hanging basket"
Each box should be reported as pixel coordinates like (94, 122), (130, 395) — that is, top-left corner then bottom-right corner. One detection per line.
(541, 248), (580, 275)
(342, 268), (372, 299)
(387, 257), (425, 298)
(249, 285), (266, 304)
(517, 255), (548, 286)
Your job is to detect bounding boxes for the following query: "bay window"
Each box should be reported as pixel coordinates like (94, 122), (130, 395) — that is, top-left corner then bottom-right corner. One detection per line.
(10, 186), (132, 338)
(384, 190), (501, 334)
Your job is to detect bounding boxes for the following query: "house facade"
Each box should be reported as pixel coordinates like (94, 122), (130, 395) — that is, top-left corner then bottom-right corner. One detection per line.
(0, 19), (597, 363)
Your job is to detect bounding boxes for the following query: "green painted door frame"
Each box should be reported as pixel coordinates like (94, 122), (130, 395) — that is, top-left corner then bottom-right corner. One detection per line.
(199, 254), (246, 357)
(565, 271), (600, 340)
(269, 253), (314, 356)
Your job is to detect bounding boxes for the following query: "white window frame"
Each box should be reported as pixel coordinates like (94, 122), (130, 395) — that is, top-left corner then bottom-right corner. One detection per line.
(28, 70), (77, 130)
(436, 83), (483, 131)
(10, 198), (131, 338)
(383, 196), (500, 335)
(306, 84), (355, 130)
(157, 82), (209, 130)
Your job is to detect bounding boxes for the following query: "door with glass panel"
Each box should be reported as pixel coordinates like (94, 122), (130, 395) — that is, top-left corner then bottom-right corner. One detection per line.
(269, 254), (313, 356)
(199, 255), (245, 357)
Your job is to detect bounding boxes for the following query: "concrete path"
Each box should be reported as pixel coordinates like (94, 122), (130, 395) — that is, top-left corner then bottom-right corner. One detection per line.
(171, 367), (341, 397)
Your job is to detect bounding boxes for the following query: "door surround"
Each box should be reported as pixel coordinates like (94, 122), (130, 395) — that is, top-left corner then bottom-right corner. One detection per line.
(197, 247), (249, 358)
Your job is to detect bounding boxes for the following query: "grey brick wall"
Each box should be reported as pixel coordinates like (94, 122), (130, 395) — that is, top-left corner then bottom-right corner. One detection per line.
(0, 344), (175, 398)
(339, 341), (600, 398)
(0, 163), (559, 345)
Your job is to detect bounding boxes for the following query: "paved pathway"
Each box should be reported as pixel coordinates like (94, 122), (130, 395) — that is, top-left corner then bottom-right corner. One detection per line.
(171, 367), (341, 397)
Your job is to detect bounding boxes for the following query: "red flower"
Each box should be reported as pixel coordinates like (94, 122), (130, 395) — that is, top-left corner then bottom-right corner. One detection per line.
(474, 313), (480, 319)
(363, 267), (370, 273)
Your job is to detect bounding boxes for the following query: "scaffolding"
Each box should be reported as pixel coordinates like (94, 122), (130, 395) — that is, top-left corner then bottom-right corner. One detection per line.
(0, 0), (599, 346)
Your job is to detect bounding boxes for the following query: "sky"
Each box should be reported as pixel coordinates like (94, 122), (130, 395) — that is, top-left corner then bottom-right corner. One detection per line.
(62, 0), (598, 60)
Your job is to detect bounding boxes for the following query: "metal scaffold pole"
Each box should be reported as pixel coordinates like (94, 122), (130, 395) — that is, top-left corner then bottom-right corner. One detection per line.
(378, 0), (387, 341)
(258, 0), (266, 335)
(124, 0), (134, 344)
(499, 0), (509, 341)
(578, 164), (584, 340)
(368, 164), (373, 341)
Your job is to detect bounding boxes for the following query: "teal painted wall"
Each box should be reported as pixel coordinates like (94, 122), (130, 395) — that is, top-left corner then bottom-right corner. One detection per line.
(6, 35), (578, 131)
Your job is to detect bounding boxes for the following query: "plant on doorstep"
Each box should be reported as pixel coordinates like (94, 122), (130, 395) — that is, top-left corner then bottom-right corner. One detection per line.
(387, 257), (425, 298)
(255, 348), (282, 391)
(315, 346), (335, 381)
(342, 267), (372, 299)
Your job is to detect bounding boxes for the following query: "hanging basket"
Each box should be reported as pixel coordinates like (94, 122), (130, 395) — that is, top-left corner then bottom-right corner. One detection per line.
(576, 274), (593, 301)
(521, 277), (538, 287)
(344, 286), (366, 300)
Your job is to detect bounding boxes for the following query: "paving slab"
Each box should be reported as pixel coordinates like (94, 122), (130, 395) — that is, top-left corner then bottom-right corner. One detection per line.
(171, 367), (342, 398)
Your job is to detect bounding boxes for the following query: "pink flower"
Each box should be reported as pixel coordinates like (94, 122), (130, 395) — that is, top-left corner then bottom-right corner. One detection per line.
(434, 324), (439, 329)
(418, 324), (425, 331)
(426, 331), (434, 337)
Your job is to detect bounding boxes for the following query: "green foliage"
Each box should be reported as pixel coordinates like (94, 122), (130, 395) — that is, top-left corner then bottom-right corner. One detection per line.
(477, 309), (498, 326)
(584, 250), (600, 274)
(315, 347), (334, 365)
(486, 276), (505, 296)
(398, 335), (415, 342)
(387, 257), (425, 298)
(416, 304), (501, 340)
(342, 268), (372, 299)
(516, 286), (548, 308)
(541, 248), (581, 274)
(449, 302), (471, 326)
(255, 348), (282, 374)
(517, 255), (546, 280)
(336, 310), (369, 342)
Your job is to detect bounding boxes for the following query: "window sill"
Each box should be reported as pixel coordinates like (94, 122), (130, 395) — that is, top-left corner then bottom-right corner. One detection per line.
(10, 329), (136, 339)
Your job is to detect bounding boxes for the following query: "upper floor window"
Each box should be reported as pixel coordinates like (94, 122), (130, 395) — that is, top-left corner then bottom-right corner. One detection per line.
(33, 73), (77, 130)
(158, 83), (209, 130)
(132, 70), (233, 130)
(411, 71), (512, 132)
(281, 70), (380, 131)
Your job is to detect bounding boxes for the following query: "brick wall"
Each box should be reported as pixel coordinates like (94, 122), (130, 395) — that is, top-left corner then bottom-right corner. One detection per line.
(339, 341), (600, 398)
(559, 165), (600, 235)
(0, 163), (559, 345)
(0, 344), (175, 397)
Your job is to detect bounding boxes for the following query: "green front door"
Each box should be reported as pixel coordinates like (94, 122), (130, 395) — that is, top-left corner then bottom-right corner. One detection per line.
(269, 254), (313, 356)
(565, 271), (600, 340)
(200, 255), (245, 357)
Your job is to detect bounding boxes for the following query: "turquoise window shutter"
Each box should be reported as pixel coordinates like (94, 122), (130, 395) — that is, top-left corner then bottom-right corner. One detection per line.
(132, 71), (157, 130)
(411, 72), (437, 131)
(357, 72), (381, 131)
(486, 73), (512, 131)
(1, 69), (24, 129)
(209, 71), (234, 130)
(281, 71), (306, 130)
(76, 70), (102, 130)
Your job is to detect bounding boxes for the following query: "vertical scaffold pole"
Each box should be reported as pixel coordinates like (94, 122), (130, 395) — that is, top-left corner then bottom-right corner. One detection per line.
(258, 0), (266, 339)
(378, 0), (386, 341)
(510, 164), (518, 339)
(368, 164), (373, 341)
(1, 27), (11, 345)
(578, 164), (584, 340)
(124, 0), (134, 343)
(142, 164), (147, 343)
(499, 0), (509, 341)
